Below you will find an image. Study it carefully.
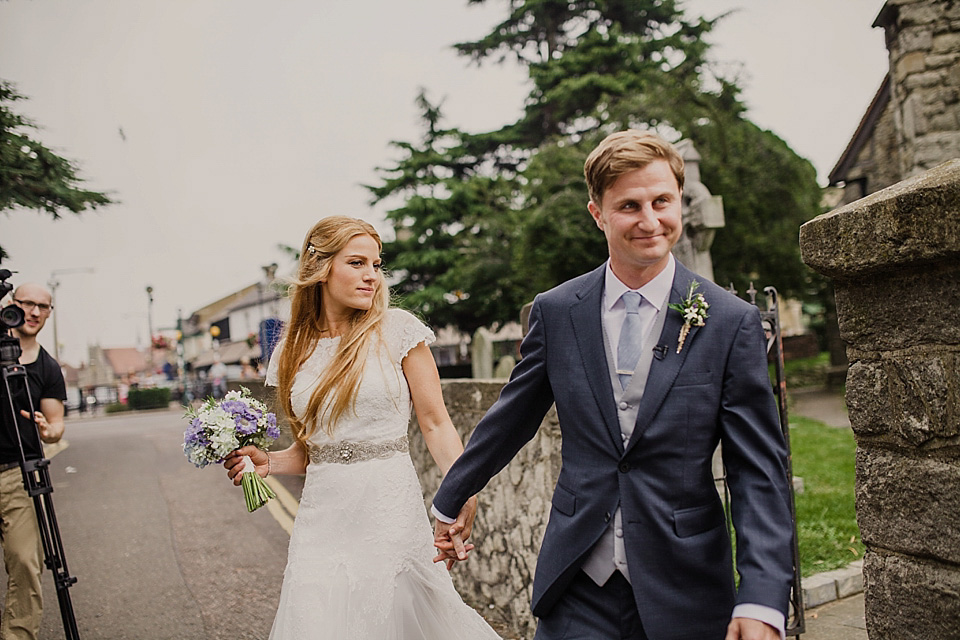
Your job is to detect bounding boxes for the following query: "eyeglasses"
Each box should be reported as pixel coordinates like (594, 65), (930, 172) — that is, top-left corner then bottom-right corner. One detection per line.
(12, 298), (53, 314)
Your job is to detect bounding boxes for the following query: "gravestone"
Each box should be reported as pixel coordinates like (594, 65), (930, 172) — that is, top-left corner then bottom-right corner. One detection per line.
(471, 327), (495, 379)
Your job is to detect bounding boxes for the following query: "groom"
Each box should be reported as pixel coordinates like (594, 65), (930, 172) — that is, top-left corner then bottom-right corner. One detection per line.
(433, 130), (794, 640)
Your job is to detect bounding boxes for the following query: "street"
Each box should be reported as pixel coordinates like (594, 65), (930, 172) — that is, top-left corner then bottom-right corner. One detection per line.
(0, 408), (300, 640)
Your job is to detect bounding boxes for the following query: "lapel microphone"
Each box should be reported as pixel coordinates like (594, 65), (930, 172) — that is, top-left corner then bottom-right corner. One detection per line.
(653, 345), (668, 360)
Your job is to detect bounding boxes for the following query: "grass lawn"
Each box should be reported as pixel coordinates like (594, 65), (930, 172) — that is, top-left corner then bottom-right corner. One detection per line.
(788, 415), (863, 577)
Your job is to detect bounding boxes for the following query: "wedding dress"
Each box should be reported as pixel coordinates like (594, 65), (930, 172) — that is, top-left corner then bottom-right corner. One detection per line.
(266, 308), (500, 639)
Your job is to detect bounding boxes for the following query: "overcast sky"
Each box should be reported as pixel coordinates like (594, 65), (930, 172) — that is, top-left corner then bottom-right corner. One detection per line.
(1, 0), (888, 367)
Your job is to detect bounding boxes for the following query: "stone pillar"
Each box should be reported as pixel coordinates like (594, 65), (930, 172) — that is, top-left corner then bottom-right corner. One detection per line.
(875, 0), (960, 178)
(800, 159), (960, 639)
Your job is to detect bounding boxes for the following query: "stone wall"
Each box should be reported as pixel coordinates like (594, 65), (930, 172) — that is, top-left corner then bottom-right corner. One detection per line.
(409, 380), (556, 639)
(878, 0), (960, 178)
(838, 83), (902, 208)
(800, 159), (960, 639)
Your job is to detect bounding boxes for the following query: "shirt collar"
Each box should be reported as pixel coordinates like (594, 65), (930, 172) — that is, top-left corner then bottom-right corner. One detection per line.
(603, 254), (676, 312)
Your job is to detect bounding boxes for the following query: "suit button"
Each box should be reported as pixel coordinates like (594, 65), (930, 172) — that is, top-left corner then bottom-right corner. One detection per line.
(618, 462), (630, 473)
(604, 512), (611, 523)
(618, 401), (629, 411)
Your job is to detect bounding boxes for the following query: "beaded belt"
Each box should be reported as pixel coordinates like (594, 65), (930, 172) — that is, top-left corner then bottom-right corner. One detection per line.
(308, 435), (409, 465)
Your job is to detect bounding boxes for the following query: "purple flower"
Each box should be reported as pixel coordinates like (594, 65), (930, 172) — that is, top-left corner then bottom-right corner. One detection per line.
(184, 418), (206, 445)
(235, 416), (258, 436)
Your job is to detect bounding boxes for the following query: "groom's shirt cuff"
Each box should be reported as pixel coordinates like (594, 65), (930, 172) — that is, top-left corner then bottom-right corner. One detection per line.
(431, 504), (455, 524)
(732, 604), (785, 640)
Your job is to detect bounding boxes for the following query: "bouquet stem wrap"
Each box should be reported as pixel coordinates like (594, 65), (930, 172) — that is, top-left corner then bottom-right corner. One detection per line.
(239, 455), (277, 512)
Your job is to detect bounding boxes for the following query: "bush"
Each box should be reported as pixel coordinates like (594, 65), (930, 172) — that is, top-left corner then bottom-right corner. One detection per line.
(104, 402), (130, 414)
(127, 387), (171, 411)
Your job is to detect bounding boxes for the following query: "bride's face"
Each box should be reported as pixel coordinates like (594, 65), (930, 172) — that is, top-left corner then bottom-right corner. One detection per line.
(320, 234), (382, 316)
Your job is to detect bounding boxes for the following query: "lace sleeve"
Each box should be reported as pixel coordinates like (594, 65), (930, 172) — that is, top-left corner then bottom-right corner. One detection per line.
(386, 309), (435, 364)
(265, 339), (284, 387)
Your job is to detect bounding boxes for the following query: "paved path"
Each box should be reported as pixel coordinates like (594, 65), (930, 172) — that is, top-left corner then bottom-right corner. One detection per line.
(0, 409), (290, 639)
(791, 387), (850, 429)
(799, 593), (867, 639)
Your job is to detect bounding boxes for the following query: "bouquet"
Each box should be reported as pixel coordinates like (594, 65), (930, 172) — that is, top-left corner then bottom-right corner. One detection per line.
(183, 387), (281, 512)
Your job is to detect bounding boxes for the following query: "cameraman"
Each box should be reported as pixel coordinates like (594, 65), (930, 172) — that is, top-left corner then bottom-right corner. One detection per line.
(0, 283), (65, 640)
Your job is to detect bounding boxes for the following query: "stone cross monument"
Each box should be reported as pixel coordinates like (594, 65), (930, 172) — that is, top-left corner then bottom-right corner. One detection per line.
(671, 139), (725, 283)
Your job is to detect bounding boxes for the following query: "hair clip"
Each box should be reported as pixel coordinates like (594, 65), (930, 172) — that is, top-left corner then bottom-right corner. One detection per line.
(307, 244), (317, 255)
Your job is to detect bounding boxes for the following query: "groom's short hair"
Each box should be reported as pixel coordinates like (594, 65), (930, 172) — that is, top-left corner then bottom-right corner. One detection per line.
(584, 129), (685, 206)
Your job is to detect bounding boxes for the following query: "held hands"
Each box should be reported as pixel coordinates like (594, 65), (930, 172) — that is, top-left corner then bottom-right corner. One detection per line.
(725, 618), (780, 640)
(432, 496), (478, 570)
(223, 445), (269, 486)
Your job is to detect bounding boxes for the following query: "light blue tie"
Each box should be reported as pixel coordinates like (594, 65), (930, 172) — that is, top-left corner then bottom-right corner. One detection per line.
(617, 291), (644, 390)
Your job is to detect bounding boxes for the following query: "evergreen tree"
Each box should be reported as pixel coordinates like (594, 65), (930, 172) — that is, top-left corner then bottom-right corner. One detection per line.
(372, 0), (822, 331)
(369, 92), (526, 333)
(0, 80), (113, 261)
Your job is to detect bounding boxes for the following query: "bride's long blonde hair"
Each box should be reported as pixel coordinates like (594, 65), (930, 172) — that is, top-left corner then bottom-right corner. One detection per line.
(275, 216), (390, 446)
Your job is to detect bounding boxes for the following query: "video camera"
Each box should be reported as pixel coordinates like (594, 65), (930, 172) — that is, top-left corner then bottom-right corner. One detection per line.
(0, 269), (26, 366)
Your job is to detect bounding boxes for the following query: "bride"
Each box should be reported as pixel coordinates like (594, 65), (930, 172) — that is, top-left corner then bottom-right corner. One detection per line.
(223, 216), (500, 639)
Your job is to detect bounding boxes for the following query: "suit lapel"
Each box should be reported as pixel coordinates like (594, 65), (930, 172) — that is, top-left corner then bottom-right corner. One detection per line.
(569, 267), (624, 454)
(624, 263), (704, 454)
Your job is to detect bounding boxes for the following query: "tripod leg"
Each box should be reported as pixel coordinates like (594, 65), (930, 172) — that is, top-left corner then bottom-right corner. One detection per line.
(3, 368), (81, 639)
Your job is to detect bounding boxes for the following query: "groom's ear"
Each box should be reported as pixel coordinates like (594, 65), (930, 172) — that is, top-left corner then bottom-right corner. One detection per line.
(588, 201), (604, 230)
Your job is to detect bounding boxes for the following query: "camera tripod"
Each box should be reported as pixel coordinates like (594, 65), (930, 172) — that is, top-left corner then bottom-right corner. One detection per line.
(1, 335), (80, 639)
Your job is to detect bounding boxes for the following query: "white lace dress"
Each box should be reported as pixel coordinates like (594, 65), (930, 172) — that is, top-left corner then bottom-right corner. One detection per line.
(265, 308), (500, 640)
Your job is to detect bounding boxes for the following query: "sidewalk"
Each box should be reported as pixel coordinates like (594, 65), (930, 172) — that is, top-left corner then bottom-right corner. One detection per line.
(790, 387), (849, 429)
(789, 387), (866, 639)
(798, 592), (867, 639)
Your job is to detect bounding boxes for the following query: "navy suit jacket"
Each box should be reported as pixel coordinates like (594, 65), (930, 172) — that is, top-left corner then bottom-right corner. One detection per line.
(434, 261), (794, 640)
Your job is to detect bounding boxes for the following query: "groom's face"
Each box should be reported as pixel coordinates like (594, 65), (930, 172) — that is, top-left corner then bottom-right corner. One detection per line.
(587, 159), (682, 287)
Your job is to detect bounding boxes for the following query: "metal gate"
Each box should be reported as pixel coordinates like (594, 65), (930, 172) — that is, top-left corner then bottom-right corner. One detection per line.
(720, 283), (805, 636)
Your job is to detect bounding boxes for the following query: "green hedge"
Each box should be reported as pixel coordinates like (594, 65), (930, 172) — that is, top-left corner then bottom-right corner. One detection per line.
(127, 387), (171, 410)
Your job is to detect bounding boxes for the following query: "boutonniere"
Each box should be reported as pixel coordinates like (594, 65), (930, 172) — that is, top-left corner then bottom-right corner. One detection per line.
(668, 280), (709, 354)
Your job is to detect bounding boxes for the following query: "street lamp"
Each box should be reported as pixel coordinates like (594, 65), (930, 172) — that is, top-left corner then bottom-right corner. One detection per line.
(48, 267), (94, 363)
(146, 285), (154, 369)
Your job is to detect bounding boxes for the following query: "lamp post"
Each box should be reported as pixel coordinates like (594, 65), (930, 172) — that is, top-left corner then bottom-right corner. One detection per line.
(47, 267), (94, 363)
(146, 286), (154, 369)
(176, 308), (188, 405)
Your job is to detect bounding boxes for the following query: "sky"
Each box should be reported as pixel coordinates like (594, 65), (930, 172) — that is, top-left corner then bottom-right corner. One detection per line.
(1, 0), (889, 367)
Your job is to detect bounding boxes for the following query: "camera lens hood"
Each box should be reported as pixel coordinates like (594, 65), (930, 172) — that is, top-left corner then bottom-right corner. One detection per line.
(0, 304), (25, 330)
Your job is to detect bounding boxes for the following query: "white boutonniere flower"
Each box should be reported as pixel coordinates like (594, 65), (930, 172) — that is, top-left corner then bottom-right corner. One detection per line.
(668, 280), (709, 354)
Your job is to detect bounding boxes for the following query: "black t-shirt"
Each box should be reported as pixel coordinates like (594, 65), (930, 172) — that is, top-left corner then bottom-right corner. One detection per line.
(0, 346), (67, 464)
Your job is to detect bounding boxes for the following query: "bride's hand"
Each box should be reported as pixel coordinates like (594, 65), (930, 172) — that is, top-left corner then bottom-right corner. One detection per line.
(223, 446), (269, 486)
(432, 496), (478, 569)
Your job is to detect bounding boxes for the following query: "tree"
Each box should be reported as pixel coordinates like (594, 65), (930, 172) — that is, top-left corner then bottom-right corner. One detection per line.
(0, 80), (113, 261)
(369, 92), (527, 333)
(372, 0), (823, 331)
(692, 112), (823, 299)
